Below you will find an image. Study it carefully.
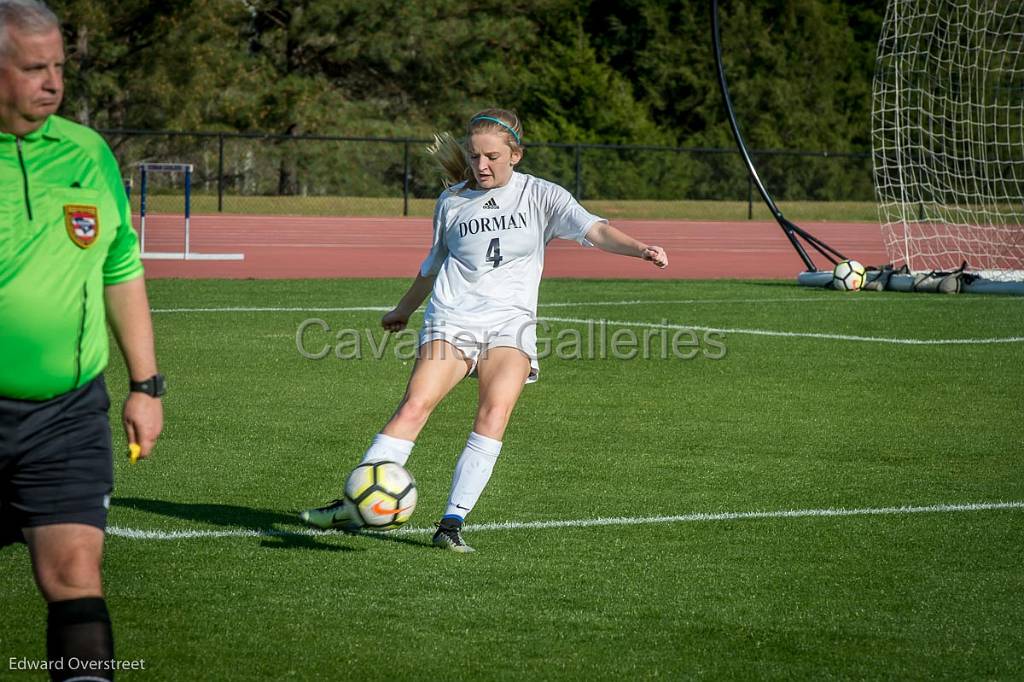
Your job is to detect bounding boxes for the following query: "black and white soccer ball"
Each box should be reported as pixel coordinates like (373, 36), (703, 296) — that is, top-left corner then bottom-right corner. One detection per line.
(343, 461), (417, 531)
(832, 259), (866, 291)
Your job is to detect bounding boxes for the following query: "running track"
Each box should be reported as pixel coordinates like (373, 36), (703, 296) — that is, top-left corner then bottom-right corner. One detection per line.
(138, 215), (888, 279)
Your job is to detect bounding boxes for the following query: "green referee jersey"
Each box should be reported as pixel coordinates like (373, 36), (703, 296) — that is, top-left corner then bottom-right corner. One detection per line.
(0, 115), (144, 401)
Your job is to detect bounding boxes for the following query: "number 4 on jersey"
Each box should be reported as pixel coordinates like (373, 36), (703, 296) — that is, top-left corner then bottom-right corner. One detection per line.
(485, 238), (504, 268)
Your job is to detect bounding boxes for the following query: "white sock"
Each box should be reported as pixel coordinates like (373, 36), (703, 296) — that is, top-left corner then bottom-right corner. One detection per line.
(443, 432), (502, 521)
(359, 433), (415, 466)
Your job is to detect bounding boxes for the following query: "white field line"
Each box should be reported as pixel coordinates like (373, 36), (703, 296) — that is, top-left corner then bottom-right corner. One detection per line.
(545, 298), (862, 306)
(150, 301), (820, 314)
(538, 315), (1024, 345)
(150, 295), (1024, 315)
(536, 297), (1023, 307)
(152, 306), (392, 314)
(106, 500), (1024, 541)
(149, 303), (1024, 345)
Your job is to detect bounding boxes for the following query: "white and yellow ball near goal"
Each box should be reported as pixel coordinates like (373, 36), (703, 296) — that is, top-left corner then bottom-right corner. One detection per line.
(344, 461), (418, 530)
(832, 259), (867, 291)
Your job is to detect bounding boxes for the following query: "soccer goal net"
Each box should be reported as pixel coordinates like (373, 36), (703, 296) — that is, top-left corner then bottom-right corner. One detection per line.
(872, 0), (1024, 281)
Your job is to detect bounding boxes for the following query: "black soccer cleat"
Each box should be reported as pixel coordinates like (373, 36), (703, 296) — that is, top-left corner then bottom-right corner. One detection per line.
(299, 498), (361, 532)
(432, 518), (475, 553)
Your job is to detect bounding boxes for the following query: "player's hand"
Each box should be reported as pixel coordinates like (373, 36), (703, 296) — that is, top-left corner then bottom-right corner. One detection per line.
(381, 308), (410, 332)
(642, 245), (668, 269)
(123, 392), (163, 460)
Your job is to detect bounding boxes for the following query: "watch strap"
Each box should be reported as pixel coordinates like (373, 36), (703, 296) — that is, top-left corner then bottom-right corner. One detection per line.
(129, 373), (166, 397)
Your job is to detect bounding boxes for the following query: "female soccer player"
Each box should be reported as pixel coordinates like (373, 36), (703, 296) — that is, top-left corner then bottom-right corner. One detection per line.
(300, 108), (667, 551)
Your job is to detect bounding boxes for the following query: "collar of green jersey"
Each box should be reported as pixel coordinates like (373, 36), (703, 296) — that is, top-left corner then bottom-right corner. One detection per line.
(0, 116), (62, 142)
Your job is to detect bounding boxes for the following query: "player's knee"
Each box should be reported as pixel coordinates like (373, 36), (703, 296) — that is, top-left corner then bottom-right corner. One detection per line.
(475, 402), (515, 433)
(36, 551), (103, 602)
(394, 396), (436, 426)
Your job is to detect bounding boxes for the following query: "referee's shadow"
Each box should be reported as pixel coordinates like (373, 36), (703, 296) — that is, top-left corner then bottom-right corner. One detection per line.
(110, 496), (349, 552)
(110, 497), (431, 552)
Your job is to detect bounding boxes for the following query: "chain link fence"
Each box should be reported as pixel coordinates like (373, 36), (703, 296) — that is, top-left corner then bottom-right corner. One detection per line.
(100, 129), (873, 218)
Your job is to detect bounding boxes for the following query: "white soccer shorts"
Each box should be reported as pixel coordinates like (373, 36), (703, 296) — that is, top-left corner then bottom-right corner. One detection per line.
(418, 315), (540, 383)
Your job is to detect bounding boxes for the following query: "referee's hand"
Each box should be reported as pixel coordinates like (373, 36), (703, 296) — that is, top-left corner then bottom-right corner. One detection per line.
(123, 393), (164, 459)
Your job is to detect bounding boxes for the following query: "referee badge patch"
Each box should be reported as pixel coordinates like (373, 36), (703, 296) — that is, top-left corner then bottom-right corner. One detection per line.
(64, 204), (100, 249)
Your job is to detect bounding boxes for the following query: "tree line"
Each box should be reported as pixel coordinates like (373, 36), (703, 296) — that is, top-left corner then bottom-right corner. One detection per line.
(47, 0), (887, 201)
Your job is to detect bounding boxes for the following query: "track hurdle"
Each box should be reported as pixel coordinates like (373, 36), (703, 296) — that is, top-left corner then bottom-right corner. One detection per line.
(138, 163), (244, 261)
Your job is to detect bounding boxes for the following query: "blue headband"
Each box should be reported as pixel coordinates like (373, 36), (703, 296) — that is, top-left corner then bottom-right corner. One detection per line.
(471, 115), (521, 144)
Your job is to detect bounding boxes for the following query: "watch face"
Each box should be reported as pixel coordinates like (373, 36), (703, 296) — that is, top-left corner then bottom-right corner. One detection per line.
(133, 374), (166, 397)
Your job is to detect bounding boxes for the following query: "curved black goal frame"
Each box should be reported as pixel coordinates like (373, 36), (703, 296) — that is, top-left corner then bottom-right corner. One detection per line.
(711, 0), (846, 272)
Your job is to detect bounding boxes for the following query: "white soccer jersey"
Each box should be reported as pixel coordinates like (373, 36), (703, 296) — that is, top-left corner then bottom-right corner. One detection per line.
(419, 171), (604, 335)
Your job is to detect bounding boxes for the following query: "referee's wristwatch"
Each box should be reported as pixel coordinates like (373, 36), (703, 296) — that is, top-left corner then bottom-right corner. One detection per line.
(130, 373), (167, 398)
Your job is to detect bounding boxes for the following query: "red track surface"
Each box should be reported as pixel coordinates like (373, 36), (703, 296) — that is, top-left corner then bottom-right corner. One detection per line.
(138, 214), (888, 280)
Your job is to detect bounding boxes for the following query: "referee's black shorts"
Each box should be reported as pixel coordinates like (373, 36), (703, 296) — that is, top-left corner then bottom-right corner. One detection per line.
(1, 375), (113, 547)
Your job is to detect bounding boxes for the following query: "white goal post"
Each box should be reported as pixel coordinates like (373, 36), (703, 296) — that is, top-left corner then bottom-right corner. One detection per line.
(871, 0), (1024, 284)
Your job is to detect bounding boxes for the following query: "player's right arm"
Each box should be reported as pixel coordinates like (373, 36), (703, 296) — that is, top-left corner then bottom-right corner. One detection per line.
(382, 273), (436, 331)
(384, 193), (448, 331)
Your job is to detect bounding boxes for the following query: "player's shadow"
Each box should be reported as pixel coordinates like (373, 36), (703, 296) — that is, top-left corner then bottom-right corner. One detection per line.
(111, 497), (355, 552)
(352, 530), (433, 550)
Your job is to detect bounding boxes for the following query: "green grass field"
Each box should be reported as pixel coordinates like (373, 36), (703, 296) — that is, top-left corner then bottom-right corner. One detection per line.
(2, 279), (1023, 680)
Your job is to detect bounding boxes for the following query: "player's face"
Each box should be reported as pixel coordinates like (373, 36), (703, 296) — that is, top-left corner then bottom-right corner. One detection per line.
(468, 131), (522, 189)
(0, 26), (64, 136)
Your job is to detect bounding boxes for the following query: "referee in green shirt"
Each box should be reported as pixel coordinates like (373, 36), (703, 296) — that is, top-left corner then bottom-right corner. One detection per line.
(1, 2), (164, 678)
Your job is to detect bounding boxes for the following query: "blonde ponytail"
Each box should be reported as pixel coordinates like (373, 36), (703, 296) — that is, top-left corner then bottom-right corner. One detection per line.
(427, 132), (473, 189)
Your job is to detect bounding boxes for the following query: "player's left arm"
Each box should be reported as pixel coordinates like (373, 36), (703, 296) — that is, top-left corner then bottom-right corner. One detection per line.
(105, 278), (164, 458)
(584, 222), (668, 268)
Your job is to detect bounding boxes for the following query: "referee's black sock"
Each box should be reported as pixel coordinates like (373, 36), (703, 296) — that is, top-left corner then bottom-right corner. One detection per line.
(46, 597), (114, 681)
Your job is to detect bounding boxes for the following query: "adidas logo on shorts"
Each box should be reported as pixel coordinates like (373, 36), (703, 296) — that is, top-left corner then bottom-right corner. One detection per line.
(482, 198), (499, 209)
